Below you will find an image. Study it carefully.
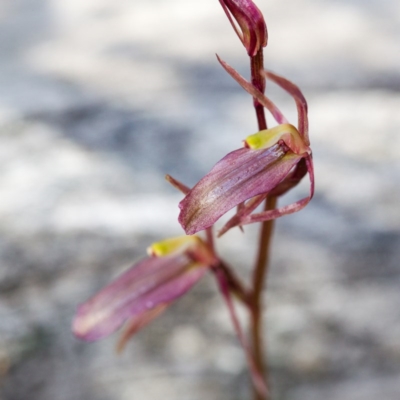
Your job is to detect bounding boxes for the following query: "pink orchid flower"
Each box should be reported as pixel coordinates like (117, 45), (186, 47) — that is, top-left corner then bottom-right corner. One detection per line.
(73, 236), (216, 347)
(178, 58), (314, 236)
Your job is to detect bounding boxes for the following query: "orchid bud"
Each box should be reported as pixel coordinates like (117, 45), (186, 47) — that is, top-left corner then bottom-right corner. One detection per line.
(219, 0), (267, 56)
(73, 236), (213, 342)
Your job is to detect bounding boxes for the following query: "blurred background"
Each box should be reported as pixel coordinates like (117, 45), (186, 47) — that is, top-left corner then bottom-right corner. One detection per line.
(0, 0), (399, 399)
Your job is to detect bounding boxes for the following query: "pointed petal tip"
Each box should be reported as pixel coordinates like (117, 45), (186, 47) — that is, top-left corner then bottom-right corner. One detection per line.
(178, 211), (210, 236)
(178, 199), (202, 235)
(72, 313), (101, 342)
(178, 217), (202, 236)
(72, 303), (120, 342)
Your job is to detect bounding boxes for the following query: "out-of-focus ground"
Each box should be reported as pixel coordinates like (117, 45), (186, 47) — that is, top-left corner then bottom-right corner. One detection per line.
(0, 0), (400, 399)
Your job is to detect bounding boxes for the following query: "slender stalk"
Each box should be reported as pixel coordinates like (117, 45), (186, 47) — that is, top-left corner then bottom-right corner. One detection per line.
(251, 50), (267, 131)
(251, 196), (276, 400)
(249, 48), (277, 400)
(219, 260), (252, 307)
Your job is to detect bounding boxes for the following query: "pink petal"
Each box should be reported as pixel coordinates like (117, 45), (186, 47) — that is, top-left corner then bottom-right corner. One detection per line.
(217, 55), (288, 125)
(264, 70), (309, 145)
(179, 144), (302, 234)
(218, 193), (267, 236)
(241, 154), (315, 225)
(73, 255), (208, 341)
(116, 304), (169, 353)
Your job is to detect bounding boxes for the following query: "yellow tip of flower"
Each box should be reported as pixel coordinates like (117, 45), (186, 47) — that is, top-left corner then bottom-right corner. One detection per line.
(245, 123), (311, 156)
(148, 235), (201, 257)
(245, 124), (299, 150)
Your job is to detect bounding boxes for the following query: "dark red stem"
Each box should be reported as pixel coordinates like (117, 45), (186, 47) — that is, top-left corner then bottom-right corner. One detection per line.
(250, 48), (276, 400)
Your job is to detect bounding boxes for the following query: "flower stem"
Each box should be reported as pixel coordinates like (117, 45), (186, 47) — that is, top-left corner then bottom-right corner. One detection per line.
(251, 196), (276, 400)
(219, 260), (252, 307)
(250, 48), (276, 400)
(251, 49), (267, 131)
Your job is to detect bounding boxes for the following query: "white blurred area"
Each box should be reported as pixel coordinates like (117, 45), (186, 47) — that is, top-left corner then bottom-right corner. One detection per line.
(1, 1), (400, 400)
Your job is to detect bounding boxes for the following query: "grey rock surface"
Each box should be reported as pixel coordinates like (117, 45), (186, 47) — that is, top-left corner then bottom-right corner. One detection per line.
(0, 0), (399, 399)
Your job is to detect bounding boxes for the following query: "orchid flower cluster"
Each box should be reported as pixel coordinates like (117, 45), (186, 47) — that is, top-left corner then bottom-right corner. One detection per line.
(73, 0), (314, 398)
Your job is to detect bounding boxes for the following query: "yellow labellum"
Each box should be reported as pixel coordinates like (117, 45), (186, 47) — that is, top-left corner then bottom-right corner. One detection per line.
(245, 123), (310, 155)
(148, 235), (201, 257)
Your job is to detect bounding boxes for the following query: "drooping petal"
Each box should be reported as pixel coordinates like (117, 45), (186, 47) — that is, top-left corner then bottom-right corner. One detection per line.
(116, 304), (169, 353)
(179, 144), (302, 235)
(218, 154), (314, 236)
(73, 254), (208, 341)
(240, 154), (315, 226)
(218, 193), (267, 236)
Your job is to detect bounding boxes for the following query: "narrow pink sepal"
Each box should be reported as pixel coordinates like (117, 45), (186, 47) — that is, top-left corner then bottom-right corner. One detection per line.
(264, 70), (309, 145)
(73, 255), (207, 341)
(116, 304), (169, 353)
(165, 174), (190, 195)
(179, 145), (302, 235)
(217, 55), (288, 124)
(218, 193), (267, 236)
